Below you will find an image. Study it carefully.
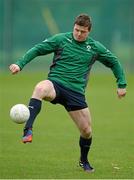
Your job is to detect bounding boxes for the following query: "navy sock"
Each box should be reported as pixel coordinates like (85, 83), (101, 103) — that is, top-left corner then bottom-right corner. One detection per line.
(24, 98), (42, 129)
(79, 136), (92, 162)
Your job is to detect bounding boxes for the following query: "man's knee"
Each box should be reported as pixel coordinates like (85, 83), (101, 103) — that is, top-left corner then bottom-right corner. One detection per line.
(33, 80), (49, 99)
(81, 126), (92, 139)
(34, 83), (46, 96)
(32, 80), (56, 100)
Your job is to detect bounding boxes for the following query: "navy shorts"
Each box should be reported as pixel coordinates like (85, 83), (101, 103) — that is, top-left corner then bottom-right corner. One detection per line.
(50, 80), (88, 112)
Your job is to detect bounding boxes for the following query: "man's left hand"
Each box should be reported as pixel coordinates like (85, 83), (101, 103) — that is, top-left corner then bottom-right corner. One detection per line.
(117, 88), (126, 99)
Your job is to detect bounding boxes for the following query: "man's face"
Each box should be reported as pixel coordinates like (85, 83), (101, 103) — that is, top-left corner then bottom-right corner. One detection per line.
(73, 24), (89, 42)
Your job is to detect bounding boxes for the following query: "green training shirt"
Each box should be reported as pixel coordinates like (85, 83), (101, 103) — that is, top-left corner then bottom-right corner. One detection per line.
(15, 32), (127, 95)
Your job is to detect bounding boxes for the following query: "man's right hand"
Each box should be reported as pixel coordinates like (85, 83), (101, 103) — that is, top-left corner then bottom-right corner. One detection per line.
(9, 64), (21, 74)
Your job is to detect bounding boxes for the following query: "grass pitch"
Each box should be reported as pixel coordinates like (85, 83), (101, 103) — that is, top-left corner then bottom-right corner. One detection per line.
(0, 72), (134, 179)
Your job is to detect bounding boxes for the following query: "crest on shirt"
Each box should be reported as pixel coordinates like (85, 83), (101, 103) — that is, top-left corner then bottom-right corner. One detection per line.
(86, 45), (91, 51)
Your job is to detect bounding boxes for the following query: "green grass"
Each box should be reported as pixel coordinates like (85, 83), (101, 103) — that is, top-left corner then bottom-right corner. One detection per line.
(0, 72), (134, 179)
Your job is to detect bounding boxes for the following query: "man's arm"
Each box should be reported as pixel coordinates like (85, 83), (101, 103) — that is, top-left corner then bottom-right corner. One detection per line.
(96, 42), (127, 98)
(9, 47), (40, 74)
(9, 34), (61, 73)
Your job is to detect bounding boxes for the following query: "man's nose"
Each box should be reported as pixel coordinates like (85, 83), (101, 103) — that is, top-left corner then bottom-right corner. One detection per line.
(78, 31), (81, 36)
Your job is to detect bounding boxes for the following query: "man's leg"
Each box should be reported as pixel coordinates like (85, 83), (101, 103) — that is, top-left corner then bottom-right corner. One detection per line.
(23, 80), (56, 143)
(68, 108), (94, 172)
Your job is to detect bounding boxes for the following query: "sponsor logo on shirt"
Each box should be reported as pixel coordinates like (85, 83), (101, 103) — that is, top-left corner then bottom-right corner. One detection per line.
(43, 39), (48, 42)
(66, 38), (72, 43)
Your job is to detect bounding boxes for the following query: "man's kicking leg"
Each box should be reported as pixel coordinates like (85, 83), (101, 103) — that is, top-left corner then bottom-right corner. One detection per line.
(22, 80), (56, 143)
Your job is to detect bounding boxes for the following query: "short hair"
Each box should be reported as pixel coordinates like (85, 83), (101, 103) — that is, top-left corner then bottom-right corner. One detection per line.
(74, 14), (92, 31)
